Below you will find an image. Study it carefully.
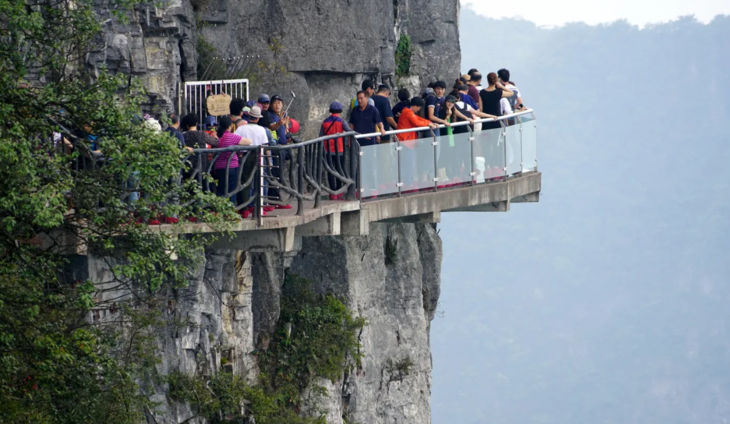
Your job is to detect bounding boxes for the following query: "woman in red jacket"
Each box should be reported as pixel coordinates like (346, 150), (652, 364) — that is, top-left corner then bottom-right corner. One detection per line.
(397, 97), (438, 189)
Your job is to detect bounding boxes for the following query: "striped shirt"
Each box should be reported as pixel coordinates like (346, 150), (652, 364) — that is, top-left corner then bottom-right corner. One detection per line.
(214, 131), (242, 170)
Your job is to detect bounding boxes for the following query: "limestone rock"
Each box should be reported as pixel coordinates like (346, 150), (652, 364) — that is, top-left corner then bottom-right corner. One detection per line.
(90, 0), (461, 138)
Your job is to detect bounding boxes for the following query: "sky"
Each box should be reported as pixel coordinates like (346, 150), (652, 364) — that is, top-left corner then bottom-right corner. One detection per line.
(462, 0), (730, 27)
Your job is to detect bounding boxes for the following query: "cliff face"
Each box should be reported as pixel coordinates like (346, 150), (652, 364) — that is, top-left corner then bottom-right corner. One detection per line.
(113, 223), (443, 424)
(84, 1), (455, 421)
(89, 0), (461, 137)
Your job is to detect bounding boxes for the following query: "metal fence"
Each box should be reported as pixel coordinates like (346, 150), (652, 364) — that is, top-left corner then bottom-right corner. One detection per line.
(182, 79), (250, 125)
(353, 109), (537, 200)
(57, 109), (536, 223)
(184, 131), (360, 224)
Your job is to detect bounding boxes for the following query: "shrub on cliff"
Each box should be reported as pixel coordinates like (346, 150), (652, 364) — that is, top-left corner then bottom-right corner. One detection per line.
(0, 0), (234, 421)
(168, 274), (366, 423)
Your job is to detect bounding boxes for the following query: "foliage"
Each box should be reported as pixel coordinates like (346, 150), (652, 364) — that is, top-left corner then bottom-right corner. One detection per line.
(385, 356), (413, 382)
(395, 34), (411, 77)
(168, 371), (250, 423)
(0, 0), (237, 421)
(169, 274), (366, 424)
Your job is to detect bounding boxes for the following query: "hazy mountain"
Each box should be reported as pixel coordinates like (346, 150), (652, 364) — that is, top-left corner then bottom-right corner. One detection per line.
(431, 10), (730, 424)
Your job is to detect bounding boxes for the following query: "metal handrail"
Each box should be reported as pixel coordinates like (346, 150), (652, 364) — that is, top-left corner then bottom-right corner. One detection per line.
(60, 106), (535, 225)
(266, 131), (359, 150)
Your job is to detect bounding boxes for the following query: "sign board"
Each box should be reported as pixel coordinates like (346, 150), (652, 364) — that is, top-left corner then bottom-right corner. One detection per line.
(206, 93), (232, 116)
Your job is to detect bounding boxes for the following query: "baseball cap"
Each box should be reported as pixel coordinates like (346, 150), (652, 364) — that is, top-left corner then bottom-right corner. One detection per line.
(249, 106), (263, 119)
(270, 94), (283, 103)
(445, 95), (457, 103)
(258, 94), (270, 103)
(329, 101), (344, 112)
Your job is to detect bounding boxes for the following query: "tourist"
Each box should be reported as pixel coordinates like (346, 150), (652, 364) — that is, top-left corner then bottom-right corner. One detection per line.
(349, 91), (385, 145)
(213, 116), (253, 204)
(396, 97), (438, 189)
(181, 113), (218, 180)
(372, 85), (396, 142)
(229, 98), (248, 128)
(456, 85), (498, 124)
(234, 106), (270, 217)
(425, 81), (449, 127)
(498, 69), (525, 112)
(256, 94), (272, 128)
(437, 95), (475, 183)
(263, 95), (291, 209)
(349, 90), (385, 196)
(320, 102), (353, 199)
(392, 88), (411, 122)
(268, 94), (290, 145)
(479, 72), (514, 130)
(164, 113), (190, 152)
(467, 73), (482, 106)
(348, 79), (376, 119)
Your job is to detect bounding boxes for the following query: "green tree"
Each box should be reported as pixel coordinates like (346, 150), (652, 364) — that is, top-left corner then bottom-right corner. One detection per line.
(0, 0), (235, 421)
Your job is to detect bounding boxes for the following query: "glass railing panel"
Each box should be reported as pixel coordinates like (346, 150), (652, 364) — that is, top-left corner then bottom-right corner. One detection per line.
(472, 127), (505, 183)
(400, 133), (437, 192)
(504, 123), (522, 176)
(359, 142), (400, 198)
(520, 116), (537, 172)
(436, 130), (473, 187)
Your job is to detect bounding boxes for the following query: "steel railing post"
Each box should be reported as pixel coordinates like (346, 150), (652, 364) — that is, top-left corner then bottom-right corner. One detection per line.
(501, 120), (508, 178)
(518, 117), (523, 175)
(257, 146), (264, 226)
(297, 145), (304, 215)
(316, 141), (323, 208)
(534, 116), (538, 172)
(468, 124), (476, 186)
(432, 129), (438, 191)
(394, 134), (402, 197)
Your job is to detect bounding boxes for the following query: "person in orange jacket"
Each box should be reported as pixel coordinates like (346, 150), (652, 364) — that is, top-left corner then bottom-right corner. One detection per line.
(397, 97), (438, 189)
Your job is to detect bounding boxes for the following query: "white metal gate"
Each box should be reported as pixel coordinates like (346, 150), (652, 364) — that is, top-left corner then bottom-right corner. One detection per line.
(182, 79), (250, 124)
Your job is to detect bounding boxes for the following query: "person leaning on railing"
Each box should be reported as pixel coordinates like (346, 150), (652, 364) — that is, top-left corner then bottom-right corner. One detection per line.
(233, 106), (272, 218)
(479, 72), (513, 130)
(396, 97), (438, 190)
(212, 116), (253, 204)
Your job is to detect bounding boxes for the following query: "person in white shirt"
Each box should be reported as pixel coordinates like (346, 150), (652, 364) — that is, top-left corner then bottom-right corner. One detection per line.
(498, 69), (525, 111)
(234, 106), (270, 217)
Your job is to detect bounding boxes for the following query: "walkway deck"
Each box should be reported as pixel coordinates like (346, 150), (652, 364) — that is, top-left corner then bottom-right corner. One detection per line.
(179, 172), (542, 251)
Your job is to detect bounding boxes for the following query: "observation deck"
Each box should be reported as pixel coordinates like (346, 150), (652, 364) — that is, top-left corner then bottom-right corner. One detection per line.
(163, 109), (541, 252)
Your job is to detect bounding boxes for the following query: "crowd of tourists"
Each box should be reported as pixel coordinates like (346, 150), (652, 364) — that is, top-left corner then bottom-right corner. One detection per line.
(59, 67), (525, 221)
(168, 67), (526, 211)
(319, 68), (526, 197)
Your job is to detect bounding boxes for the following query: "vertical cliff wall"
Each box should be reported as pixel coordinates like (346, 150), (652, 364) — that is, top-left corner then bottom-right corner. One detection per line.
(92, 223), (444, 423)
(89, 0), (461, 137)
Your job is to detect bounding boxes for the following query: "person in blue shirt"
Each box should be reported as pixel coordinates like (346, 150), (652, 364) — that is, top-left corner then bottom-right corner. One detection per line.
(349, 91), (385, 197)
(372, 85), (396, 143)
(349, 91), (385, 146)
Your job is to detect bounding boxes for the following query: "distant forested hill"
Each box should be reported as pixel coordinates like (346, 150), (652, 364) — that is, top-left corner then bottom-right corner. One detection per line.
(432, 11), (730, 424)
